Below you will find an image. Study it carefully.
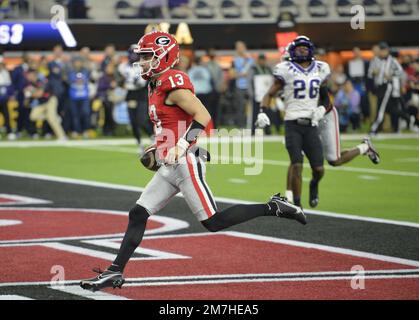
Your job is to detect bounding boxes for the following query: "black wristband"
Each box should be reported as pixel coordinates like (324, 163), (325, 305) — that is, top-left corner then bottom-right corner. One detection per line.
(259, 106), (269, 113)
(184, 120), (205, 144)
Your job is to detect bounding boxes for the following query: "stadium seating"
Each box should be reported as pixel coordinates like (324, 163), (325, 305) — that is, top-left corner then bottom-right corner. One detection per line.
(363, 0), (384, 16)
(115, 0), (139, 19)
(308, 0), (328, 17)
(249, 0), (271, 18)
(391, 0), (413, 15)
(194, 0), (215, 19)
(220, 0), (242, 19)
(9, 0), (418, 21)
(336, 0), (354, 17)
(279, 0), (299, 17)
(169, 0), (191, 19)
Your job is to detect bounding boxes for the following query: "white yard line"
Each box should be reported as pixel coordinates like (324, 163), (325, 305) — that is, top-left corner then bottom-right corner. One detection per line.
(1, 169), (419, 228)
(69, 145), (419, 178)
(0, 133), (418, 148)
(2, 268), (419, 289)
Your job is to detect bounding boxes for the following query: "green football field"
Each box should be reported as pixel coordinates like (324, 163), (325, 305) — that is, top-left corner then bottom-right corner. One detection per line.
(1, 135), (418, 223)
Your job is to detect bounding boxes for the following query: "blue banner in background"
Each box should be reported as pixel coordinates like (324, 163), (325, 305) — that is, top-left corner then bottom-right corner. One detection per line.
(0, 22), (77, 48)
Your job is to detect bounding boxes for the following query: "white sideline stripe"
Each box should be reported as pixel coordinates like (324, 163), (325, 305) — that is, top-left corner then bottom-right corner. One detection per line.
(0, 269), (418, 288)
(0, 295), (33, 300)
(0, 207), (189, 245)
(141, 230), (419, 269)
(0, 133), (418, 148)
(1, 169), (419, 229)
(70, 145), (419, 178)
(123, 274), (419, 287)
(225, 231), (419, 268)
(49, 285), (129, 300)
(374, 144), (419, 151)
(42, 242), (117, 261)
(0, 194), (51, 206)
(82, 239), (191, 261)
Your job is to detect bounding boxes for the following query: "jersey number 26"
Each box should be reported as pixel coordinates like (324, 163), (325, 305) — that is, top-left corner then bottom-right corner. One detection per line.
(293, 79), (320, 99)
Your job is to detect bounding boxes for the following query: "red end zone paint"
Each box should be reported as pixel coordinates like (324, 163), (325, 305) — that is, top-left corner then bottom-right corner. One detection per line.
(0, 209), (162, 240)
(113, 278), (419, 300)
(1, 233), (417, 299)
(0, 198), (15, 204)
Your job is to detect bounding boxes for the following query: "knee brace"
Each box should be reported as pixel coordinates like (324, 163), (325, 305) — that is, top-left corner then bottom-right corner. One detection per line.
(128, 205), (149, 224)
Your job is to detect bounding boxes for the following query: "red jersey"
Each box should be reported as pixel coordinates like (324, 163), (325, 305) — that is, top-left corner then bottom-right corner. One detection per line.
(148, 69), (194, 159)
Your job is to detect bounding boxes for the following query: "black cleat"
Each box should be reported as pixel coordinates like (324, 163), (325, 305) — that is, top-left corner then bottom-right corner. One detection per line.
(268, 193), (307, 225)
(363, 137), (380, 164)
(80, 268), (125, 292)
(309, 180), (319, 208)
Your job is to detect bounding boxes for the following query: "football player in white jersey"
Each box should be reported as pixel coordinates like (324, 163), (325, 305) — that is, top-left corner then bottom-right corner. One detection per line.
(257, 36), (380, 208)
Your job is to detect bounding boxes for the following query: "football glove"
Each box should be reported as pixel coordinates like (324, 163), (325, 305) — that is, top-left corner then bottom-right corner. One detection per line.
(255, 111), (271, 129)
(164, 138), (189, 165)
(311, 106), (326, 127)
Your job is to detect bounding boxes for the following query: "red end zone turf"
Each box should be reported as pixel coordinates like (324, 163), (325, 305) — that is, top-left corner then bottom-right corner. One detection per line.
(1, 230), (418, 299)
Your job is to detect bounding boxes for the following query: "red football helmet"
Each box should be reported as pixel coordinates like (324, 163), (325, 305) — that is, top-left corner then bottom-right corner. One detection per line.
(133, 31), (180, 80)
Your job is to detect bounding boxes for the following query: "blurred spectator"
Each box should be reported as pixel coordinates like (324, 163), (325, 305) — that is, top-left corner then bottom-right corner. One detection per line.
(230, 41), (254, 128)
(48, 44), (70, 134)
(367, 44), (381, 122)
(12, 53), (36, 138)
(405, 57), (419, 131)
(101, 44), (117, 72)
(335, 79), (361, 132)
(330, 64), (347, 88)
(97, 63), (117, 137)
(118, 45), (151, 146)
(368, 42), (409, 133)
(67, 0), (89, 19)
(346, 47), (370, 122)
(177, 55), (190, 72)
(24, 69), (66, 140)
(206, 48), (224, 128)
(38, 56), (49, 79)
(188, 56), (213, 119)
(0, 0), (11, 19)
(139, 0), (164, 18)
(248, 53), (278, 135)
(80, 46), (98, 76)
(0, 55), (14, 140)
(68, 56), (91, 138)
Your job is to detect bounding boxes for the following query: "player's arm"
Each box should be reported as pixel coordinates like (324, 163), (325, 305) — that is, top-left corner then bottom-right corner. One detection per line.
(256, 78), (283, 129)
(311, 82), (332, 126)
(166, 89), (211, 128)
(164, 89), (211, 164)
(261, 78), (283, 109)
(318, 82), (333, 113)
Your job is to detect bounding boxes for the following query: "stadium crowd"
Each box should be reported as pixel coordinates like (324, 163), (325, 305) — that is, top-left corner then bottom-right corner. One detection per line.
(0, 41), (418, 142)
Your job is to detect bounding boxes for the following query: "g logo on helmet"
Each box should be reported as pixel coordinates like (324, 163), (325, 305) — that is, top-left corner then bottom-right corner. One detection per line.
(155, 36), (171, 46)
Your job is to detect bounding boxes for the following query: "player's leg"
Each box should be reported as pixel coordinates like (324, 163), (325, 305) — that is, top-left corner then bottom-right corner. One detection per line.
(284, 121), (304, 207)
(302, 126), (324, 208)
(285, 163), (294, 203)
(80, 168), (179, 291)
(321, 108), (379, 166)
(177, 153), (306, 233)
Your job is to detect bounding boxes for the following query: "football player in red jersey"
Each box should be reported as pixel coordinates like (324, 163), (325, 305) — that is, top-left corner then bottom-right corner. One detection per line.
(80, 31), (306, 292)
